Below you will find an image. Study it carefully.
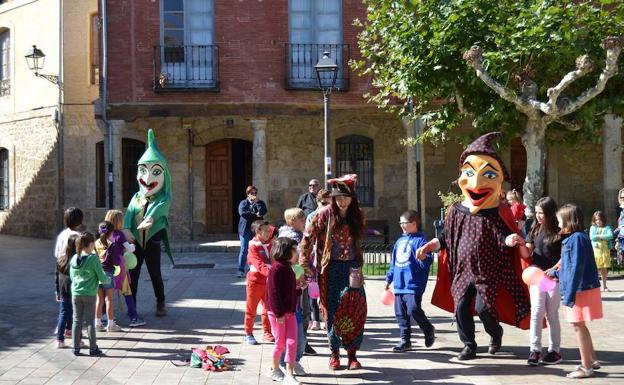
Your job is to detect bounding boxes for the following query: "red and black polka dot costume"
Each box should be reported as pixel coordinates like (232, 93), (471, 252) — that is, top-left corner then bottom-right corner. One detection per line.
(442, 203), (531, 325)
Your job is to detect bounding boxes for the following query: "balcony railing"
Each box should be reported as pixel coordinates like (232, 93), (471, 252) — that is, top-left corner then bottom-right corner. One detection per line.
(153, 45), (219, 92)
(0, 78), (9, 97)
(284, 43), (350, 91)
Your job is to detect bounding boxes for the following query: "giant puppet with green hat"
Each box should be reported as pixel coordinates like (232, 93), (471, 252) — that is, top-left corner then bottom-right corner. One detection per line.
(123, 129), (174, 317)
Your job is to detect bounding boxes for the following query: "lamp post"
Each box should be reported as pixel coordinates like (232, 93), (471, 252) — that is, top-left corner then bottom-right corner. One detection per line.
(25, 44), (64, 231)
(314, 51), (339, 187)
(25, 45), (62, 87)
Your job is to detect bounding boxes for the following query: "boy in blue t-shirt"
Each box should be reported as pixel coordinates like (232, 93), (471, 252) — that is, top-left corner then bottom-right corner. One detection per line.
(385, 210), (436, 352)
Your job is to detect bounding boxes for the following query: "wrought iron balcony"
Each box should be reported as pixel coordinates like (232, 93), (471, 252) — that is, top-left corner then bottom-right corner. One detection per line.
(284, 43), (350, 91)
(153, 45), (219, 92)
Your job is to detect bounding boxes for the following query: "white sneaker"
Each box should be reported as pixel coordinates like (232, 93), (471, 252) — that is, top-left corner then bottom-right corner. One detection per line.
(292, 362), (307, 376)
(95, 322), (105, 332)
(282, 374), (301, 385)
(106, 322), (123, 332)
(267, 367), (285, 382)
(56, 341), (65, 349)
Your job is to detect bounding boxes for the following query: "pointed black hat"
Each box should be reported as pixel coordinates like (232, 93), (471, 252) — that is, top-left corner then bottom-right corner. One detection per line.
(459, 132), (511, 182)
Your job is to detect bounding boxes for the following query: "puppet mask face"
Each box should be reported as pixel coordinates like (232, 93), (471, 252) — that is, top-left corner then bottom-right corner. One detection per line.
(458, 154), (503, 214)
(137, 163), (165, 197)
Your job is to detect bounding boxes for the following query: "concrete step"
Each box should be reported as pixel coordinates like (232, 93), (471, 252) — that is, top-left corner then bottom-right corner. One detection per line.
(170, 239), (241, 253)
(168, 251), (238, 270)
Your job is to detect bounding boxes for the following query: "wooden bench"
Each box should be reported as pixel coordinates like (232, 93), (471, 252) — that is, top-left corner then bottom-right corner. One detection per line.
(364, 219), (390, 245)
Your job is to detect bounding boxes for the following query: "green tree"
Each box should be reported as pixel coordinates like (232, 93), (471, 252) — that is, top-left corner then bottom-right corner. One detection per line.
(354, 0), (624, 216)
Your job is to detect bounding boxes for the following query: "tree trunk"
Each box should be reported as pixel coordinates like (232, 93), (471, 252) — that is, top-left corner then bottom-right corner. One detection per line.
(521, 118), (547, 219)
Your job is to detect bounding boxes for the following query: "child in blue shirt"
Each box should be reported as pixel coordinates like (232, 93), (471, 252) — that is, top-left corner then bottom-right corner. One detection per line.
(385, 210), (436, 352)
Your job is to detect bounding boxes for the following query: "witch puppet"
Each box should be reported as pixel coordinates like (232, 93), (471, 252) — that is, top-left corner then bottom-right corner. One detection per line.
(418, 132), (531, 361)
(123, 129), (174, 317)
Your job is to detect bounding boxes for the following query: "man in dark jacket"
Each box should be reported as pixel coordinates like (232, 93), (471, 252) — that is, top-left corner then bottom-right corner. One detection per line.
(237, 185), (268, 278)
(296, 179), (320, 217)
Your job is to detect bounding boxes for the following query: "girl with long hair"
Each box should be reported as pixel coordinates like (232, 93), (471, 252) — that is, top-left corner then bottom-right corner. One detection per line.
(525, 197), (563, 366)
(300, 174), (367, 370)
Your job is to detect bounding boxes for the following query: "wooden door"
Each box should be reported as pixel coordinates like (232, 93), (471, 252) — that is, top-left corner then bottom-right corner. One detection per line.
(206, 139), (232, 232)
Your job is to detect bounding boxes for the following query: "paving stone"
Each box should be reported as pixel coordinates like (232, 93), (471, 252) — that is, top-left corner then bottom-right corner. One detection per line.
(1, 234), (623, 384)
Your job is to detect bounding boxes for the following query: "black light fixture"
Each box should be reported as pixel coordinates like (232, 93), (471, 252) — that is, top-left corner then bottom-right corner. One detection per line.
(314, 51), (339, 91)
(25, 45), (61, 86)
(314, 51), (339, 186)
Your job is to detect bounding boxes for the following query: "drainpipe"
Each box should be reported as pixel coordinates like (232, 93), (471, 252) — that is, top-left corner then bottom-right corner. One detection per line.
(100, 0), (113, 208)
(57, 0), (64, 232)
(187, 126), (194, 240)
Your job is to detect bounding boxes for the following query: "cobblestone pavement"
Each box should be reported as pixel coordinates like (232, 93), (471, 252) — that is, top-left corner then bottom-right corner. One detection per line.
(0, 234), (622, 385)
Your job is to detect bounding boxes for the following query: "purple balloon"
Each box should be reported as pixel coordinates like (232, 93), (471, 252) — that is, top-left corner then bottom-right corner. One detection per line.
(538, 276), (557, 292)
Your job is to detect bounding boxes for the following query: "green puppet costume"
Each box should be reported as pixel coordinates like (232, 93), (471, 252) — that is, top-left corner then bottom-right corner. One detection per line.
(124, 129), (173, 316)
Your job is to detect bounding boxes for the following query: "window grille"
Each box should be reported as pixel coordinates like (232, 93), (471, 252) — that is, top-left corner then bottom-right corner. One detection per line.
(336, 135), (374, 206)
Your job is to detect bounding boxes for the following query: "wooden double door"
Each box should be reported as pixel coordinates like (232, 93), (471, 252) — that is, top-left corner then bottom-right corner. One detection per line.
(205, 139), (252, 233)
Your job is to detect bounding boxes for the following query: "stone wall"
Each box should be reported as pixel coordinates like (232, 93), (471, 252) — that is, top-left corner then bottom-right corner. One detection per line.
(102, 108), (409, 241)
(549, 141), (605, 224)
(0, 108), (60, 238)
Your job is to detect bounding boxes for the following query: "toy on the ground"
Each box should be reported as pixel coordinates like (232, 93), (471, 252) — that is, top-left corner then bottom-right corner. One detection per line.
(190, 345), (231, 372)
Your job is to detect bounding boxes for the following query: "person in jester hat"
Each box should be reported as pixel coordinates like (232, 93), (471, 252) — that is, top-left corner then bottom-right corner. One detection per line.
(300, 174), (367, 371)
(124, 129), (174, 317)
(417, 132), (531, 361)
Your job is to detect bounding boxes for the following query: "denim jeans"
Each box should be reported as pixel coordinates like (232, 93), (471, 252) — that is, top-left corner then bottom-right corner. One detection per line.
(237, 234), (251, 273)
(55, 296), (72, 342)
(529, 283), (561, 352)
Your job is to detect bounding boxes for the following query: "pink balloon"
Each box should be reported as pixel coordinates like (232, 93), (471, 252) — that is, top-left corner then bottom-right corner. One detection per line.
(381, 289), (394, 306)
(522, 266), (545, 286)
(538, 276), (557, 292)
(308, 281), (320, 299)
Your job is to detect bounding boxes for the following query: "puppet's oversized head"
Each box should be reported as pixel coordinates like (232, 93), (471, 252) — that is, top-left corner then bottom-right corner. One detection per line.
(137, 129), (171, 199)
(458, 132), (510, 214)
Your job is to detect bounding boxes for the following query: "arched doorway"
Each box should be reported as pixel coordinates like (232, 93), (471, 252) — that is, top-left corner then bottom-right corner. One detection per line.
(205, 139), (252, 233)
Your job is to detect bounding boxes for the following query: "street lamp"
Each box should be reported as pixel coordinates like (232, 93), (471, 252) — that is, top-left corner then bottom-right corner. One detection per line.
(314, 51), (339, 187)
(25, 45), (62, 86)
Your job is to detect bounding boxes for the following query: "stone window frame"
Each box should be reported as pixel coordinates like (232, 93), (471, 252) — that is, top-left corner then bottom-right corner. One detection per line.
(121, 138), (145, 207)
(95, 141), (105, 207)
(0, 147), (8, 210)
(336, 135), (374, 206)
(89, 13), (100, 85)
(0, 28), (10, 98)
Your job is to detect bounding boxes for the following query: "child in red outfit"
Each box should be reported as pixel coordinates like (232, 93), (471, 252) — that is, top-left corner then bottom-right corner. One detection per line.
(507, 189), (527, 233)
(244, 220), (276, 345)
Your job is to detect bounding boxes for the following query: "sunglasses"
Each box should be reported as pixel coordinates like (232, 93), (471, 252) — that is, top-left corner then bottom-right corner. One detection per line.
(309, 184), (319, 187)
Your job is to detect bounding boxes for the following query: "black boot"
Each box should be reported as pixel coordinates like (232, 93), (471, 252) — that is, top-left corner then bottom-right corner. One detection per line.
(458, 345), (477, 361)
(156, 301), (167, 317)
(488, 327), (503, 355)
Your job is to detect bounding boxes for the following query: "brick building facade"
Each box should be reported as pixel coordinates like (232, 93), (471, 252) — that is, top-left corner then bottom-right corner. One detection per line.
(1, 0), (622, 240)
